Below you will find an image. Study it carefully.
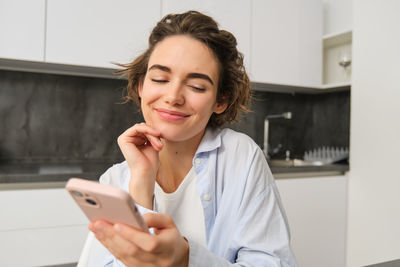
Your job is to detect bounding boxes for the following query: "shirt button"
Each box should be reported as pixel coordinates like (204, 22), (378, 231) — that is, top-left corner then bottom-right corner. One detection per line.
(195, 158), (201, 165)
(203, 194), (211, 201)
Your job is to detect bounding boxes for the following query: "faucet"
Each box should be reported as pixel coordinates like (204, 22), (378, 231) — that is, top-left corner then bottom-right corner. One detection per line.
(263, 112), (292, 159)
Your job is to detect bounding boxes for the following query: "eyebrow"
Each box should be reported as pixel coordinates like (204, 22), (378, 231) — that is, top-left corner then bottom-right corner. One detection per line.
(148, 64), (215, 85)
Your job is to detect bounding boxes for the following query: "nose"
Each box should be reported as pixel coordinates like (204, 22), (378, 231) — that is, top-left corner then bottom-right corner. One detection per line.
(163, 81), (184, 106)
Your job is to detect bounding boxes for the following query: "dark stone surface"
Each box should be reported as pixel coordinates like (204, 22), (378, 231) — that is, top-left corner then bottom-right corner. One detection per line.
(0, 69), (142, 164)
(229, 89), (350, 159)
(0, 69), (350, 183)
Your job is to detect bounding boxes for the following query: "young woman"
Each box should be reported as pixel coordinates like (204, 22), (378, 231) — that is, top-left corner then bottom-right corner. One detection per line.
(83, 11), (297, 267)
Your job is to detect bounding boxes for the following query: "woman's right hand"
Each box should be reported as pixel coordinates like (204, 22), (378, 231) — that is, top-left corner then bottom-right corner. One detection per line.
(117, 123), (163, 209)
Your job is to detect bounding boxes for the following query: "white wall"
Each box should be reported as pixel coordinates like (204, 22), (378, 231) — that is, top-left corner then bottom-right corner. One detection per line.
(347, 0), (400, 266)
(322, 0), (352, 35)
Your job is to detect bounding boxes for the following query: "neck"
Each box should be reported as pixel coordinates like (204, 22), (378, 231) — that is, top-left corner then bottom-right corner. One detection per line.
(157, 129), (205, 193)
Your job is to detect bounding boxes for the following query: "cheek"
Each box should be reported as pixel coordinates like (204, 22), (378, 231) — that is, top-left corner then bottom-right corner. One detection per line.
(190, 95), (217, 116)
(139, 89), (155, 119)
(140, 84), (159, 104)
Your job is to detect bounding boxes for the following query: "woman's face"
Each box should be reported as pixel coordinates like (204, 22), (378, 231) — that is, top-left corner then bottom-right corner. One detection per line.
(139, 35), (227, 142)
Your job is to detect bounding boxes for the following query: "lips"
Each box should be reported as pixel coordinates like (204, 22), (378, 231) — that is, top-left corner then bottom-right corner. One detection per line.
(155, 108), (190, 122)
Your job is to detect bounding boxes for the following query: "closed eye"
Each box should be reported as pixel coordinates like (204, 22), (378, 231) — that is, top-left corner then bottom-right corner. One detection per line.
(151, 79), (168, 83)
(189, 85), (206, 92)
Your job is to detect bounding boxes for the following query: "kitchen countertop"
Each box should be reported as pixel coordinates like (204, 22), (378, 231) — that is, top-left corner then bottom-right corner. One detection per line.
(0, 162), (108, 190)
(271, 163), (349, 178)
(0, 162), (349, 190)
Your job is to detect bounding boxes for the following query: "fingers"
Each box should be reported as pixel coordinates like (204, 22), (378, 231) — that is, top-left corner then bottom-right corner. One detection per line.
(105, 213), (176, 253)
(122, 122), (161, 137)
(142, 214), (181, 247)
(119, 123), (163, 151)
(89, 217), (187, 266)
(89, 220), (132, 256)
(143, 213), (176, 229)
(113, 223), (160, 252)
(144, 133), (163, 151)
(89, 220), (154, 263)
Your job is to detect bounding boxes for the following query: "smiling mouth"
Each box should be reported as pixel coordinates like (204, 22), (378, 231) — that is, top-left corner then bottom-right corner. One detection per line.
(155, 108), (190, 122)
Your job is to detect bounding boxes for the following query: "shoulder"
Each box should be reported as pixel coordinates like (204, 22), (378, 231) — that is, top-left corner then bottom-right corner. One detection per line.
(99, 161), (130, 191)
(214, 128), (266, 170)
(216, 128), (274, 185)
(218, 128), (261, 155)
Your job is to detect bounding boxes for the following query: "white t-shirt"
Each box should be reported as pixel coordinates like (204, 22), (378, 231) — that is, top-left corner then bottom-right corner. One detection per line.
(154, 167), (207, 247)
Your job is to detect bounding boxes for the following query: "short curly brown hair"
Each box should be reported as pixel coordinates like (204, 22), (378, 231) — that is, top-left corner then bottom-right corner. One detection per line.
(117, 10), (251, 128)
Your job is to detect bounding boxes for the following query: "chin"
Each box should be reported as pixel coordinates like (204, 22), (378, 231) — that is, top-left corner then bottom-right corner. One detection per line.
(160, 128), (191, 142)
(157, 123), (205, 143)
(148, 122), (181, 141)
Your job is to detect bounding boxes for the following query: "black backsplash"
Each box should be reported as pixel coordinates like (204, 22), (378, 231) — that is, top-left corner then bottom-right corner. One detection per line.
(0, 69), (350, 163)
(229, 89), (350, 159)
(0, 70), (141, 163)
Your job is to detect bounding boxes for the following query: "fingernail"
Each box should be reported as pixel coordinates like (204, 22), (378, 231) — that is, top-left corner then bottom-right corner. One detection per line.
(93, 221), (105, 232)
(114, 224), (124, 233)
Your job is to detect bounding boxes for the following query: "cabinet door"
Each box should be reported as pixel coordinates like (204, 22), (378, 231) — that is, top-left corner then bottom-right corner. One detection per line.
(0, 188), (88, 266)
(162, 0), (251, 72)
(251, 0), (322, 87)
(275, 175), (347, 267)
(46, 0), (160, 68)
(323, 0), (352, 35)
(0, 0), (45, 61)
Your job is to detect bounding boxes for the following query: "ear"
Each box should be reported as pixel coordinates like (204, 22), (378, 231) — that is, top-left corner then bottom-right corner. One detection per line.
(213, 101), (228, 114)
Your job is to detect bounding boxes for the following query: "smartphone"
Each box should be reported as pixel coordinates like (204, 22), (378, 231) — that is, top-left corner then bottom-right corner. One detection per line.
(66, 178), (148, 232)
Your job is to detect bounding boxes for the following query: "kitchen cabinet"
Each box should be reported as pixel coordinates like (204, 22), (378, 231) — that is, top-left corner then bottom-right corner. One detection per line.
(1, 0), (326, 89)
(0, 0), (45, 62)
(161, 0), (251, 73)
(0, 188), (88, 266)
(45, 0), (161, 68)
(322, 0), (352, 36)
(275, 175), (347, 267)
(347, 2), (400, 264)
(0, 177), (347, 267)
(251, 0), (322, 87)
(321, 0), (352, 88)
(322, 30), (352, 87)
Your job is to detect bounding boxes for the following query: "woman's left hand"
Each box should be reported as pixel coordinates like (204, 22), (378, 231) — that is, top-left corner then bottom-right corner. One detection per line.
(89, 213), (189, 267)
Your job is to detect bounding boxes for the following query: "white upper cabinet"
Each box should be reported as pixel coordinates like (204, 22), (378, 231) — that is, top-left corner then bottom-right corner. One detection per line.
(1, 0), (324, 88)
(251, 0), (322, 87)
(322, 0), (352, 36)
(161, 0), (251, 73)
(45, 0), (161, 69)
(0, 0), (45, 61)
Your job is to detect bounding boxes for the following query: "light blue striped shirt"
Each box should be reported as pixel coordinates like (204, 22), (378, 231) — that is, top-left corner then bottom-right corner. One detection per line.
(87, 128), (297, 266)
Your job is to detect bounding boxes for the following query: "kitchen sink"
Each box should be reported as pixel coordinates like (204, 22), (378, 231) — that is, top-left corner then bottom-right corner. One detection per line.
(268, 159), (327, 167)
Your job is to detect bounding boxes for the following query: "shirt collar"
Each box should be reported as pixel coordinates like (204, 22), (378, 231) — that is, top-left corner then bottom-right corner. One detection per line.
(195, 127), (222, 155)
